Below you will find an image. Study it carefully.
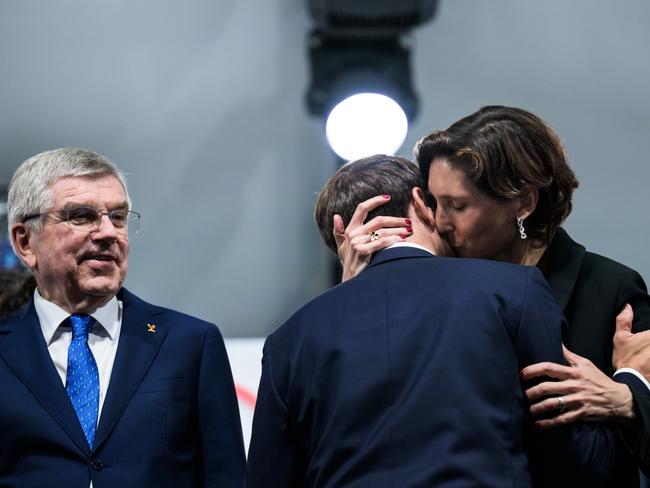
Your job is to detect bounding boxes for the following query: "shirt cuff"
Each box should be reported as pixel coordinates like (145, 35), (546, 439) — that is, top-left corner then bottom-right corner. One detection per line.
(615, 367), (650, 392)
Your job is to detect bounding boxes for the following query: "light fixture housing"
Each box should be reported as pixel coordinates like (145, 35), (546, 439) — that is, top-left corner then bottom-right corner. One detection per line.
(308, 0), (438, 37)
(306, 32), (418, 123)
(305, 0), (438, 159)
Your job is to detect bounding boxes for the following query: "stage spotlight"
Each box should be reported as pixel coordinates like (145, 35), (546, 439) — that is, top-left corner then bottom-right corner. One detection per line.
(305, 1), (439, 282)
(325, 93), (408, 161)
(307, 33), (417, 159)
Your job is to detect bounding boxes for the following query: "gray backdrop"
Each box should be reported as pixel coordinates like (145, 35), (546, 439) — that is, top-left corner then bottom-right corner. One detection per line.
(1, 0), (648, 336)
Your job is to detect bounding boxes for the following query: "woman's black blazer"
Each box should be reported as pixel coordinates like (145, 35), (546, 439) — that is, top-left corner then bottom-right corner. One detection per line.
(544, 227), (650, 479)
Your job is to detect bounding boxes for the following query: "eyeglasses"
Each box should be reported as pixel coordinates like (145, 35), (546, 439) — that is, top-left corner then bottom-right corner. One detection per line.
(23, 205), (141, 234)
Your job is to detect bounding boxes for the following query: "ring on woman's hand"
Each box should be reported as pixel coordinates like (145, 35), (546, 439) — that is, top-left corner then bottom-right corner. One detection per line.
(557, 396), (567, 413)
(369, 231), (380, 242)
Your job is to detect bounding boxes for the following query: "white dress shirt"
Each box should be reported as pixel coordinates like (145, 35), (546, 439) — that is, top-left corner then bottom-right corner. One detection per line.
(34, 289), (122, 423)
(34, 290), (122, 488)
(614, 367), (650, 391)
(386, 241), (436, 255)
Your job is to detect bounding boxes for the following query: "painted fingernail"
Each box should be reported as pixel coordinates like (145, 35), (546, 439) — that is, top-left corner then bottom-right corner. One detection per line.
(383, 194), (390, 199)
(405, 218), (412, 225)
(406, 227), (413, 233)
(400, 234), (409, 239)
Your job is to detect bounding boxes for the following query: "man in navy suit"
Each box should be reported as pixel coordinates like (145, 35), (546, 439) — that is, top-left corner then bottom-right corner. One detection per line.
(246, 154), (644, 487)
(0, 148), (245, 487)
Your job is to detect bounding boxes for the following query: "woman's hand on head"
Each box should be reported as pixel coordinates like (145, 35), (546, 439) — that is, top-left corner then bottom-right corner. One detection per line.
(334, 195), (412, 282)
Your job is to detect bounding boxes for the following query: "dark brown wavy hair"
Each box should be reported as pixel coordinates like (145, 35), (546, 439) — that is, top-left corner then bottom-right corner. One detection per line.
(415, 106), (578, 246)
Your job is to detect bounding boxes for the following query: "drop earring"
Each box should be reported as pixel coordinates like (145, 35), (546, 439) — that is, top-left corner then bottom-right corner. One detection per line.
(516, 217), (527, 240)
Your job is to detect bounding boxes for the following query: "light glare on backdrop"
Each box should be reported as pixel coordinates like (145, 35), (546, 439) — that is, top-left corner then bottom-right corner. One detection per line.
(325, 93), (408, 161)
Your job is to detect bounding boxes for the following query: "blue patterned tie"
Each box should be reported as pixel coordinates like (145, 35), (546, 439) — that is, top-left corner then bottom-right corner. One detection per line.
(65, 314), (100, 448)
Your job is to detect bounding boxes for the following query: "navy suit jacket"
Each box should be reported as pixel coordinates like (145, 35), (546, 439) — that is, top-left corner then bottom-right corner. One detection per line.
(0, 288), (245, 488)
(247, 247), (622, 487)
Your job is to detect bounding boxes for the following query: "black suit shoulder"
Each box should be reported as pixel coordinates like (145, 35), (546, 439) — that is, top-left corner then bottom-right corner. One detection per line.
(545, 232), (650, 369)
(579, 249), (646, 291)
(568, 247), (648, 332)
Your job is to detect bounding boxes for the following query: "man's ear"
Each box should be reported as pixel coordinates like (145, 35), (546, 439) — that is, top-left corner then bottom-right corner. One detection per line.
(411, 187), (435, 229)
(11, 223), (37, 270)
(517, 187), (539, 220)
(332, 214), (346, 249)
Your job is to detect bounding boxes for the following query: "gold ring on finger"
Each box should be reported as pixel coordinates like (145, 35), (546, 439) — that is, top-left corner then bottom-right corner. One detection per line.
(557, 396), (567, 414)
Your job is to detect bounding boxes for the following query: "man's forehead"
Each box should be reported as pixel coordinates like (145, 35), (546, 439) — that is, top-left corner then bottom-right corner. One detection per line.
(50, 174), (127, 202)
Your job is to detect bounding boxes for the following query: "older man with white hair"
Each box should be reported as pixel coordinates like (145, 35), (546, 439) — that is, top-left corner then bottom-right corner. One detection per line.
(0, 148), (245, 488)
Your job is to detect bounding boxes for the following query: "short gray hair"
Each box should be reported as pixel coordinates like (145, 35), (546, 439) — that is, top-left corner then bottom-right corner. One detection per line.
(7, 148), (131, 236)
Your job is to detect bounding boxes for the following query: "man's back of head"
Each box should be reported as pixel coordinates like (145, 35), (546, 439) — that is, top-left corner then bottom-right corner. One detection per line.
(314, 154), (440, 258)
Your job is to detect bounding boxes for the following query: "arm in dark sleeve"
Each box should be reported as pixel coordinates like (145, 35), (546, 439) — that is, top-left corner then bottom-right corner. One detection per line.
(615, 372), (650, 475)
(198, 325), (246, 488)
(622, 269), (650, 334)
(515, 267), (618, 485)
(246, 335), (300, 488)
(613, 269), (650, 473)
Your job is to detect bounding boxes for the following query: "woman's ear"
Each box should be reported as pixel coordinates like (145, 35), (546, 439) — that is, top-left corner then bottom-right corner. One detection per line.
(411, 187), (435, 229)
(517, 187), (539, 220)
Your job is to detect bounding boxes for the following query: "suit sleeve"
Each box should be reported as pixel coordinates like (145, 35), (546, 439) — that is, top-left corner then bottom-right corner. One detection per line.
(197, 325), (246, 487)
(622, 268), (650, 334)
(611, 268), (650, 473)
(246, 335), (299, 488)
(515, 267), (619, 485)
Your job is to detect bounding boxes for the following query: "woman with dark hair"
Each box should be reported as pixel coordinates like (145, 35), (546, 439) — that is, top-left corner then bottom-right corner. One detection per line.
(337, 106), (650, 486)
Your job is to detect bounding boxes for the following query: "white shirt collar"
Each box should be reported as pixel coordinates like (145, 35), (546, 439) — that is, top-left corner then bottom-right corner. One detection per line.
(386, 241), (436, 256)
(34, 288), (121, 345)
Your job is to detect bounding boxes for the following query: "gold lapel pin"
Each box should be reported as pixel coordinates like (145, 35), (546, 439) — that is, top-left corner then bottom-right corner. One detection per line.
(147, 323), (156, 333)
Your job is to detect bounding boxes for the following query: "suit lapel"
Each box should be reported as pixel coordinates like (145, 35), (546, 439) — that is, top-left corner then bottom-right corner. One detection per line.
(93, 289), (168, 451)
(0, 301), (90, 455)
(542, 227), (586, 312)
